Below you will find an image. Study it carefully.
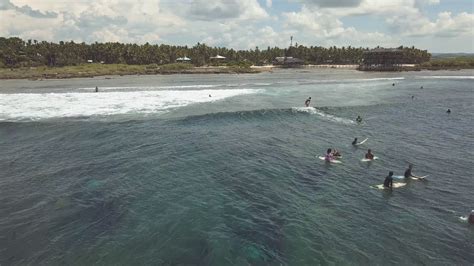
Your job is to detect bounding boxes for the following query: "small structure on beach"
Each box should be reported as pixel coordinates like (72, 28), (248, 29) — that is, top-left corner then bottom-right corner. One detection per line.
(273, 56), (304, 67)
(210, 55), (226, 60)
(176, 56), (192, 63)
(359, 48), (404, 71)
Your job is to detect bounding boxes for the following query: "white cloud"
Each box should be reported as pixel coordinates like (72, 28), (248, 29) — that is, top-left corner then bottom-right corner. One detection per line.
(387, 11), (474, 37)
(266, 0), (272, 8)
(302, 0), (363, 8)
(2, 0), (184, 43)
(1, 0), (473, 52)
(186, 0), (268, 21)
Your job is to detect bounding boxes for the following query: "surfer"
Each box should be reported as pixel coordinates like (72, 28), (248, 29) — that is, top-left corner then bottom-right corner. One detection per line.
(325, 148), (334, 162)
(365, 149), (374, 160)
(356, 116), (362, 123)
(384, 171), (394, 189)
(304, 97), (311, 107)
(332, 149), (341, 157)
(411, 95), (415, 100)
(392, 83), (395, 86)
(209, 94), (212, 97)
(447, 108), (451, 114)
(404, 164), (418, 179)
(469, 210), (474, 224)
(95, 86), (99, 92)
(352, 138), (358, 145)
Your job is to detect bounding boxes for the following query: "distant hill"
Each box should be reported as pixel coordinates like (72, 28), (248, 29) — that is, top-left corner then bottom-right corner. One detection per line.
(431, 53), (474, 59)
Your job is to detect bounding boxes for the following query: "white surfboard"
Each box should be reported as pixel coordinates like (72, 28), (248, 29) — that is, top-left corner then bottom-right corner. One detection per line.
(393, 175), (428, 180)
(392, 175), (405, 180)
(410, 175), (428, 180)
(317, 156), (341, 164)
(371, 183), (406, 190)
(361, 156), (378, 162)
(355, 138), (368, 146)
(459, 216), (468, 223)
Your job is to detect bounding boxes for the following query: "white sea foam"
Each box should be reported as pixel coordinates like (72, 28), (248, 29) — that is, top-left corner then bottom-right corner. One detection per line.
(291, 107), (355, 124)
(0, 89), (262, 121)
(417, 76), (474, 79)
(356, 77), (405, 81)
(77, 84), (220, 91)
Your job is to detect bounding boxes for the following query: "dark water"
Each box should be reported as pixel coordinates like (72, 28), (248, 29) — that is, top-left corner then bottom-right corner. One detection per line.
(1, 69), (473, 265)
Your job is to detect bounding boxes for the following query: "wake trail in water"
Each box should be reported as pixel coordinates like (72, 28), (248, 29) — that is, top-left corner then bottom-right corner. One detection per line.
(291, 107), (355, 124)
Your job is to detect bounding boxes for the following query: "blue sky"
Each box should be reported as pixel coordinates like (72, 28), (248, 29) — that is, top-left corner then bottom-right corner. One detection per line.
(0, 0), (473, 52)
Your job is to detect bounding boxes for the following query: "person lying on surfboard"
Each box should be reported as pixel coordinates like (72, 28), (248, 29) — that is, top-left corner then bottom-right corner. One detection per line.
(384, 171), (394, 189)
(325, 148), (335, 162)
(365, 149), (374, 160)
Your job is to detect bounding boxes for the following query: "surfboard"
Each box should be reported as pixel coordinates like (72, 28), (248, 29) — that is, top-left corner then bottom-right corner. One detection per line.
(410, 175), (428, 180)
(317, 156), (341, 164)
(371, 183), (406, 190)
(393, 175), (428, 180)
(355, 138), (368, 146)
(361, 156), (378, 162)
(459, 216), (468, 223)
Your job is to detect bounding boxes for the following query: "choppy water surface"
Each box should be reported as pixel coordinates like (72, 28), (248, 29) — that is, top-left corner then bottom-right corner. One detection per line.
(1, 69), (473, 265)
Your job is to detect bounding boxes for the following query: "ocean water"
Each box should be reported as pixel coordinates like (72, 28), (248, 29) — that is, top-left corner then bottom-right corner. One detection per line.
(1, 69), (473, 265)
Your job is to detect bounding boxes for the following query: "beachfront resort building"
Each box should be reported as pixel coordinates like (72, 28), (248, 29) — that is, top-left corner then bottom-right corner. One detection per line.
(359, 48), (404, 71)
(273, 56), (304, 67)
(176, 56), (191, 63)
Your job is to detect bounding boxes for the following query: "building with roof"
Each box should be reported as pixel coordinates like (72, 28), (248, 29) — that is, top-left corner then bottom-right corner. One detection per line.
(359, 48), (404, 71)
(176, 56), (191, 63)
(273, 56), (304, 67)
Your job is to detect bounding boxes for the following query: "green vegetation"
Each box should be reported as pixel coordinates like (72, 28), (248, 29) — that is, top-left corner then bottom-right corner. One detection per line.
(420, 56), (474, 70)
(1, 37), (430, 69)
(0, 63), (259, 79)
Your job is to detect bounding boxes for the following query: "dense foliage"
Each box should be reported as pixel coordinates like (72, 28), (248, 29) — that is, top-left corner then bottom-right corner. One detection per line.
(0, 37), (431, 68)
(420, 56), (474, 69)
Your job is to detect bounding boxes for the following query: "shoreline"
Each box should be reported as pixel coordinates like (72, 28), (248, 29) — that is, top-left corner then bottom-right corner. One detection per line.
(0, 65), (268, 80)
(0, 64), (472, 80)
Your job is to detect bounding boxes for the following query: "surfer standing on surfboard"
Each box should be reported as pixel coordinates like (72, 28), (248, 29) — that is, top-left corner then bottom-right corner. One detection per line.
(304, 97), (311, 107)
(384, 171), (394, 189)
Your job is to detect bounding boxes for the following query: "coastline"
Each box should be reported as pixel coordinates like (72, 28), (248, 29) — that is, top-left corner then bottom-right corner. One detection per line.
(0, 64), (268, 80)
(0, 63), (472, 80)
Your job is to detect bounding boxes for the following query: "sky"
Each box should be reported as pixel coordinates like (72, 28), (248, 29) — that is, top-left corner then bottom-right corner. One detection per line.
(0, 0), (473, 53)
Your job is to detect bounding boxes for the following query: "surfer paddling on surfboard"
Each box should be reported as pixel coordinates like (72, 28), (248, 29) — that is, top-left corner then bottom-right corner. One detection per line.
(365, 149), (374, 160)
(352, 138), (358, 145)
(469, 210), (474, 224)
(332, 148), (341, 158)
(304, 97), (311, 107)
(384, 171), (394, 189)
(325, 148), (335, 162)
(404, 164), (426, 180)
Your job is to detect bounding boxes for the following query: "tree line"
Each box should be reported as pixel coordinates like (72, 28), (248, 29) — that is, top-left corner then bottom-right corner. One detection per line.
(0, 37), (431, 68)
